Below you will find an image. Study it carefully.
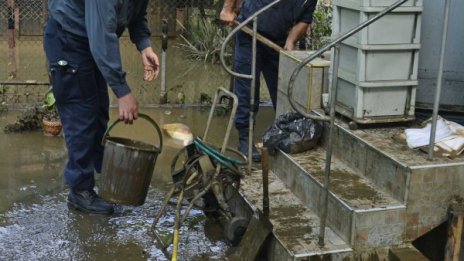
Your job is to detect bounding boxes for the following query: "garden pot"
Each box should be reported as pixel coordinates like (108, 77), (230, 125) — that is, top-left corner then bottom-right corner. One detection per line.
(42, 118), (62, 136)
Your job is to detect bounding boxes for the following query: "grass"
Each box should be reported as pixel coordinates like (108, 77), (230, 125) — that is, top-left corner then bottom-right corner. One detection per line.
(177, 13), (232, 64)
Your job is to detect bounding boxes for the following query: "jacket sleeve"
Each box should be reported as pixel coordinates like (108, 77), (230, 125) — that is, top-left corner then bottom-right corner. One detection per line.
(299, 0), (318, 24)
(128, 1), (152, 51)
(84, 0), (131, 98)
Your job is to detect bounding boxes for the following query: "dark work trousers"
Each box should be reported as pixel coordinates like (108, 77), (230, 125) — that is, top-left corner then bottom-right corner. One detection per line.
(43, 18), (109, 191)
(233, 30), (280, 130)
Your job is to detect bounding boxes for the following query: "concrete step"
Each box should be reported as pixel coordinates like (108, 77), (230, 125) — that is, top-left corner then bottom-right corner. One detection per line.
(240, 169), (352, 260)
(271, 147), (406, 248)
(388, 246), (429, 261)
(329, 120), (464, 242)
(328, 121), (412, 204)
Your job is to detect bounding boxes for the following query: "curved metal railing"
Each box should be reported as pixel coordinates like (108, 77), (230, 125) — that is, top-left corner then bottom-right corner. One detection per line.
(286, 0), (415, 246)
(219, 0), (437, 247)
(220, 0), (284, 172)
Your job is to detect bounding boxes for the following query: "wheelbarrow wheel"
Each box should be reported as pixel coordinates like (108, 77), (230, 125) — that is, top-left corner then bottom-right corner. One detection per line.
(224, 216), (249, 246)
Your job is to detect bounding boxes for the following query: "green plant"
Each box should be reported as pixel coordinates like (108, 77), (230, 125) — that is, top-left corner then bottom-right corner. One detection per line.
(43, 89), (60, 121)
(199, 92), (212, 105)
(177, 15), (232, 63)
(0, 84), (8, 107)
(0, 84), (8, 95)
(309, 1), (333, 50)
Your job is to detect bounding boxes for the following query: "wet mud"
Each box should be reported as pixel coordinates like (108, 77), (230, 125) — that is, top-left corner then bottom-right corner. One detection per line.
(0, 107), (275, 260)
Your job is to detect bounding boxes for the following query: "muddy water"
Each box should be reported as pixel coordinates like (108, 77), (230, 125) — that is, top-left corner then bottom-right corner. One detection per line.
(0, 37), (271, 106)
(0, 107), (275, 260)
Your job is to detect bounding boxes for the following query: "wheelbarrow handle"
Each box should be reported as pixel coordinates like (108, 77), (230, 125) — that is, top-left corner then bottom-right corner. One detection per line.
(102, 113), (163, 153)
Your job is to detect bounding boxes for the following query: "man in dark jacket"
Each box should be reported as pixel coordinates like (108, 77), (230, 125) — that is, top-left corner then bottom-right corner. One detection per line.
(44, 0), (160, 214)
(220, 0), (317, 162)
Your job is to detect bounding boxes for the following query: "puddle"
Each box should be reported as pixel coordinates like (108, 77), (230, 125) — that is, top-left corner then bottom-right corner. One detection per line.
(0, 106), (275, 260)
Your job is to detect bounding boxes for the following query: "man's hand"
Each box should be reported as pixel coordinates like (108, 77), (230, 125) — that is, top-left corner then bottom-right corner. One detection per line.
(285, 22), (310, 51)
(118, 93), (138, 124)
(284, 41), (296, 51)
(220, 0), (238, 26)
(141, 47), (160, 81)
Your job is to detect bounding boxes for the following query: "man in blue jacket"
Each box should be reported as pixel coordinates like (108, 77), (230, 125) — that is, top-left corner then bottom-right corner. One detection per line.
(44, 0), (160, 214)
(220, 0), (317, 162)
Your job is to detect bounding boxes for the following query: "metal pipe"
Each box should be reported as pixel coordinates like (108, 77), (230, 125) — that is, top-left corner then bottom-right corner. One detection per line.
(151, 186), (176, 231)
(247, 17), (258, 172)
(171, 190), (184, 261)
(428, 0), (451, 159)
(160, 19), (168, 104)
(203, 87), (238, 152)
(220, 0), (283, 79)
(318, 44), (340, 247)
(218, 0), (285, 171)
(287, 0), (410, 122)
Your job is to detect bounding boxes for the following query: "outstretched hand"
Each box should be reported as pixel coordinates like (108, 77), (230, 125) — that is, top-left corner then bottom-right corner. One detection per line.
(141, 47), (160, 81)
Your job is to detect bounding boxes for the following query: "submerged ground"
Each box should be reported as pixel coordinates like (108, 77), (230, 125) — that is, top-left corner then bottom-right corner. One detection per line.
(0, 107), (274, 260)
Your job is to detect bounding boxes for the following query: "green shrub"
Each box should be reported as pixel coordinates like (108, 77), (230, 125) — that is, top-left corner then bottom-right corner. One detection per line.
(310, 1), (333, 50)
(177, 14), (232, 63)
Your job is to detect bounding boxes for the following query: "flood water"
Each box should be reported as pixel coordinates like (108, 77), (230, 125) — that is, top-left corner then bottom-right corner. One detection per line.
(0, 37), (271, 106)
(0, 106), (275, 260)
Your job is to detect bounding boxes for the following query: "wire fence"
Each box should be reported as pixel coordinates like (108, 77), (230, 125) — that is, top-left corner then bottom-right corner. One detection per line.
(0, 0), (331, 107)
(0, 0), (222, 106)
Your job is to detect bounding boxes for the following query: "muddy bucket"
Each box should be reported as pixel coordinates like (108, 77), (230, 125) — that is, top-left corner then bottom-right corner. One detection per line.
(100, 114), (163, 206)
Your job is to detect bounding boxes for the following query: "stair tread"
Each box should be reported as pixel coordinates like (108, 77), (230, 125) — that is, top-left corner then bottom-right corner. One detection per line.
(289, 146), (404, 210)
(240, 169), (352, 257)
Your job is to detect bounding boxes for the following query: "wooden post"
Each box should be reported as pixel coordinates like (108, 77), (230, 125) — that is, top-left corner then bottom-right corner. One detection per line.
(444, 204), (464, 261)
(7, 0), (17, 79)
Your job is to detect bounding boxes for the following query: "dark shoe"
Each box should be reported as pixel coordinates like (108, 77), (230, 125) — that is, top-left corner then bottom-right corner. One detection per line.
(238, 128), (261, 162)
(68, 189), (114, 215)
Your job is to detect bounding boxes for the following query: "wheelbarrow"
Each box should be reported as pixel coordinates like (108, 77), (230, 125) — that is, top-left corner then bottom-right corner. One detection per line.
(150, 87), (272, 260)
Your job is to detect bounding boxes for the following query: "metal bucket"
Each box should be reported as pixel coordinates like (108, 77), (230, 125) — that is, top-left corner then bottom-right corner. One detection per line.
(100, 114), (163, 206)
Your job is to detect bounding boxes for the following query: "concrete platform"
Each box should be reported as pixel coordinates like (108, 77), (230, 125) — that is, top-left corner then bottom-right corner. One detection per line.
(272, 147), (406, 248)
(226, 112), (464, 259)
(332, 119), (464, 242)
(265, 114), (464, 252)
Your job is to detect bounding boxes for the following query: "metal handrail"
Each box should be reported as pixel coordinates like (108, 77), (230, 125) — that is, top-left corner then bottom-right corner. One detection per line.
(284, 0), (411, 247)
(219, 0), (416, 248)
(220, 0), (283, 80)
(219, 0), (284, 172)
(428, 0), (451, 159)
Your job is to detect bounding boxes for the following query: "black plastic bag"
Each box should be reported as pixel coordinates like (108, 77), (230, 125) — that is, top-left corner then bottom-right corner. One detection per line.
(263, 112), (323, 155)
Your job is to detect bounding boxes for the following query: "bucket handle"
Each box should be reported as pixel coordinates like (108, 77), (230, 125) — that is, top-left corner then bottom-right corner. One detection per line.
(102, 113), (163, 153)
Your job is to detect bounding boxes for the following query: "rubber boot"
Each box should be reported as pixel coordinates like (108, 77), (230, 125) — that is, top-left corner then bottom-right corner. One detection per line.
(68, 189), (114, 215)
(238, 128), (261, 162)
